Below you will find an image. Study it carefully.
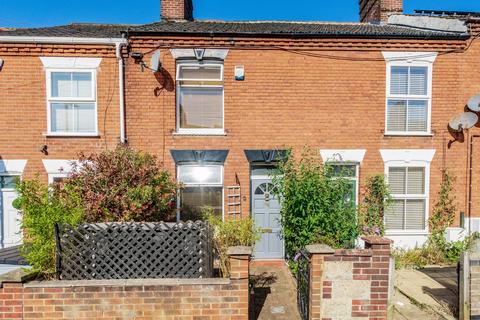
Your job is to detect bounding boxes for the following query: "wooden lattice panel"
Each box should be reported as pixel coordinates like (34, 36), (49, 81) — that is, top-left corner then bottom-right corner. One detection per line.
(227, 186), (241, 217)
(55, 221), (213, 280)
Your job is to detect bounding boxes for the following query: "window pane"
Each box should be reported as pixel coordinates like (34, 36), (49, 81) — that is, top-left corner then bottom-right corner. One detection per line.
(388, 167), (406, 194)
(407, 167), (425, 194)
(328, 164), (357, 178)
(51, 72), (92, 98)
(180, 186), (223, 220)
(178, 166), (222, 185)
(51, 72), (72, 97)
(0, 176), (17, 189)
(51, 103), (73, 132)
(178, 65), (222, 81)
(406, 199), (425, 230)
(74, 103), (96, 132)
(72, 73), (93, 98)
(251, 166), (277, 177)
(390, 66), (408, 95)
(387, 100), (407, 132)
(179, 87), (223, 129)
(51, 103), (95, 133)
(409, 67), (428, 96)
(385, 199), (405, 230)
(407, 100), (428, 132)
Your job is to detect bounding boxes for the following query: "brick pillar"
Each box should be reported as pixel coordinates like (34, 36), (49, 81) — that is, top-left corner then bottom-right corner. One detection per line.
(227, 246), (252, 320)
(362, 236), (393, 319)
(0, 282), (24, 319)
(306, 244), (335, 320)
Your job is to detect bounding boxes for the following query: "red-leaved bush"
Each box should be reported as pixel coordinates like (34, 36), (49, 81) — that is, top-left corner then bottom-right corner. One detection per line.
(66, 146), (177, 222)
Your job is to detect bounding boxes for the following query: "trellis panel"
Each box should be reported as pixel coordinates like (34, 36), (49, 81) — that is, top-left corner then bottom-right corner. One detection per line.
(55, 221), (213, 280)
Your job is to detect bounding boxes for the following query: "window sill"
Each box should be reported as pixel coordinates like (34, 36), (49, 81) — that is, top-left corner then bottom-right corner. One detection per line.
(173, 132), (227, 137)
(44, 133), (100, 138)
(385, 230), (429, 236)
(384, 133), (433, 137)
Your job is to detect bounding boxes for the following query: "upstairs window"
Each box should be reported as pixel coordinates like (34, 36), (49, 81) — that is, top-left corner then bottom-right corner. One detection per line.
(385, 166), (427, 231)
(386, 63), (432, 135)
(176, 63), (224, 135)
(47, 70), (97, 135)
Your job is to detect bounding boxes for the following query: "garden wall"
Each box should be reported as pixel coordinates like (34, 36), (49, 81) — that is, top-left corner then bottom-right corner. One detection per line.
(0, 247), (250, 320)
(307, 236), (392, 320)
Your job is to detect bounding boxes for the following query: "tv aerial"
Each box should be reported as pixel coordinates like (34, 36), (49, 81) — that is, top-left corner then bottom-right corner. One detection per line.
(467, 94), (480, 112)
(448, 112), (478, 132)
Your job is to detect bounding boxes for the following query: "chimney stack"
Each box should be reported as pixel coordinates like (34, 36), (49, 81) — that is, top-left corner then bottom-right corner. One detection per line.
(359, 0), (403, 23)
(161, 0), (193, 21)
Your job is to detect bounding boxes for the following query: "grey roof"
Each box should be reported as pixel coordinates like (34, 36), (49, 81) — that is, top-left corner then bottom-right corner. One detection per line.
(0, 245), (27, 265)
(0, 23), (132, 38)
(127, 20), (469, 39)
(0, 19), (470, 40)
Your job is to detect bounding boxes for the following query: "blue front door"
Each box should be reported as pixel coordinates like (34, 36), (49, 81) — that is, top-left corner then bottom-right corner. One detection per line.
(252, 178), (284, 259)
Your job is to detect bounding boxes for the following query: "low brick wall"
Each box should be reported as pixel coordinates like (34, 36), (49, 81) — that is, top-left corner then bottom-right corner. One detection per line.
(0, 247), (251, 319)
(307, 236), (392, 320)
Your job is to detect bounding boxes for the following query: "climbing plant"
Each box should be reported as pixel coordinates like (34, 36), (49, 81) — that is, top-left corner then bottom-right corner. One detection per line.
(359, 174), (391, 236)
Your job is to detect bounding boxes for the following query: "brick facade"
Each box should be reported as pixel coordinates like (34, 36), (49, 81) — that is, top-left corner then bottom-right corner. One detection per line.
(0, 247), (251, 319)
(161, 0), (193, 21)
(125, 35), (480, 237)
(307, 237), (392, 320)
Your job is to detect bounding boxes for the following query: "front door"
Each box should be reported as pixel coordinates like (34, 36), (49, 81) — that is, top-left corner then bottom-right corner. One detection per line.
(252, 178), (283, 259)
(1, 176), (21, 248)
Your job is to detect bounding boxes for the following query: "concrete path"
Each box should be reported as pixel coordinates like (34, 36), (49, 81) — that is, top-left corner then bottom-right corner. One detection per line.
(395, 267), (458, 320)
(250, 263), (301, 320)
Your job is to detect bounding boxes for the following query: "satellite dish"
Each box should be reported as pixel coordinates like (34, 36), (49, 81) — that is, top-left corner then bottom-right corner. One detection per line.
(467, 94), (480, 112)
(150, 50), (161, 72)
(448, 112), (479, 131)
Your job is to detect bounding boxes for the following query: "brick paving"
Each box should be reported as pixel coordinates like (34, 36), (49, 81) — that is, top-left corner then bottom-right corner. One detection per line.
(250, 263), (301, 320)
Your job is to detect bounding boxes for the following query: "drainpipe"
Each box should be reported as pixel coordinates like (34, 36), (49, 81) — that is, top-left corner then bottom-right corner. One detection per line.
(116, 39), (127, 144)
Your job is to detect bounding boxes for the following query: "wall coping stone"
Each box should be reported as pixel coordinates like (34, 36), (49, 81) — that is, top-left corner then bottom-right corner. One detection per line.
(361, 236), (393, 245)
(306, 244), (335, 254)
(227, 246), (252, 256)
(334, 249), (373, 257)
(24, 278), (231, 288)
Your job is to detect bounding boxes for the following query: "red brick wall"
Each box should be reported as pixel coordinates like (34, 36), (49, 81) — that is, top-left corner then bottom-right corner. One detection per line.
(125, 36), (480, 226)
(308, 237), (392, 320)
(0, 250), (250, 319)
(0, 46), (121, 181)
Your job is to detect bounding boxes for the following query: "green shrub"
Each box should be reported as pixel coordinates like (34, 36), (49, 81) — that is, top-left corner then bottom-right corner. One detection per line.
(204, 209), (260, 277)
(272, 148), (359, 259)
(13, 178), (84, 278)
(359, 174), (391, 236)
(66, 145), (178, 222)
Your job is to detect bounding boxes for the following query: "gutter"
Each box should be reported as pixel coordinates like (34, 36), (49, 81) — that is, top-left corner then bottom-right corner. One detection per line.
(0, 36), (126, 45)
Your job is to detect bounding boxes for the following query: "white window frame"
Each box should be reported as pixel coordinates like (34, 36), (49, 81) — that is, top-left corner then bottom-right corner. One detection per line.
(384, 54), (436, 136)
(384, 160), (430, 235)
(176, 164), (224, 221)
(45, 68), (98, 136)
(327, 162), (360, 207)
(47, 173), (69, 185)
(175, 62), (225, 135)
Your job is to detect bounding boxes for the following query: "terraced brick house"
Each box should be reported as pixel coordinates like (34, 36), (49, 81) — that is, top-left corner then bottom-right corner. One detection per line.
(1, 0), (480, 258)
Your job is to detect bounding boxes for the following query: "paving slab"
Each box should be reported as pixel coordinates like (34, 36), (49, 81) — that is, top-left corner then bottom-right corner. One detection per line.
(250, 263), (301, 320)
(395, 267), (457, 319)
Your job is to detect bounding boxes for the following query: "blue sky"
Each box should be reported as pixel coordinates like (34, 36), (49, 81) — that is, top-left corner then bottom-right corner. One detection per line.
(1, 0), (480, 28)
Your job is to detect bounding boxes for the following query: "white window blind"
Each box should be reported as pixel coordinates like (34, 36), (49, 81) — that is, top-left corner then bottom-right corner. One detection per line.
(387, 65), (430, 134)
(47, 70), (97, 135)
(176, 62), (224, 133)
(385, 166), (427, 231)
